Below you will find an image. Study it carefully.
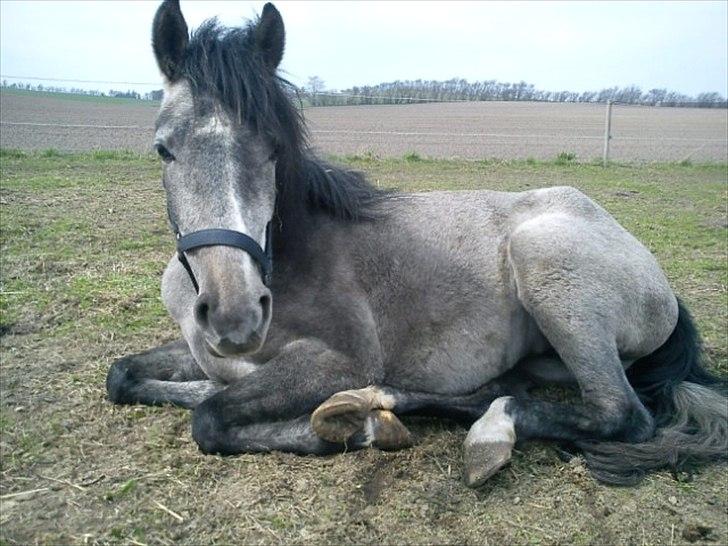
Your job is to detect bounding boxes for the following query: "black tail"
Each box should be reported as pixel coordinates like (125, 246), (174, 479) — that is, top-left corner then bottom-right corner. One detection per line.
(577, 299), (728, 485)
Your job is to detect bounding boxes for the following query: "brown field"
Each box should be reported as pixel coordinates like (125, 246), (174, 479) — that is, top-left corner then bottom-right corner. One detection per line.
(1, 89), (726, 162)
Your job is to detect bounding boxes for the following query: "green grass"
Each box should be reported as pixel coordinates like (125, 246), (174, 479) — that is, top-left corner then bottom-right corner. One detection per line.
(0, 148), (27, 159)
(0, 149), (726, 544)
(403, 151), (423, 162)
(0, 87), (160, 106)
(555, 151), (577, 164)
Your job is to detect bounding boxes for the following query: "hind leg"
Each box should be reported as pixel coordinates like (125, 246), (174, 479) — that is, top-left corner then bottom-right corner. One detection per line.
(464, 337), (656, 486)
(106, 340), (221, 408)
(463, 364), (654, 487)
(463, 216), (667, 487)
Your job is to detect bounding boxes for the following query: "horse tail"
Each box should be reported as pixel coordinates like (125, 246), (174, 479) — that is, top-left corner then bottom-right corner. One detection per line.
(577, 299), (728, 485)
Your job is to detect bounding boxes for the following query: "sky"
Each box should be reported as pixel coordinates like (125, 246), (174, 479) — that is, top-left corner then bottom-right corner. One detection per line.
(1, 0), (726, 97)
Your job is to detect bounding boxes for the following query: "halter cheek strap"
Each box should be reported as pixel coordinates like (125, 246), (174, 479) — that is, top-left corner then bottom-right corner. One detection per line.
(175, 223), (273, 293)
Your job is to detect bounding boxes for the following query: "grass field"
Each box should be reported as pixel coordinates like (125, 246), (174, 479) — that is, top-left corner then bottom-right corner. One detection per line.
(0, 87), (161, 106)
(1, 150), (726, 544)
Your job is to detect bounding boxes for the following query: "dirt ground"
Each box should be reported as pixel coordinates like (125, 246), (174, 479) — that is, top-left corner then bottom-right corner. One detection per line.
(1, 151), (726, 545)
(1, 89), (726, 162)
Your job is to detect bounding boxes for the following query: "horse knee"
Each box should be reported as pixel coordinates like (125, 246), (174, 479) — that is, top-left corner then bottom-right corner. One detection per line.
(192, 400), (230, 454)
(106, 358), (137, 405)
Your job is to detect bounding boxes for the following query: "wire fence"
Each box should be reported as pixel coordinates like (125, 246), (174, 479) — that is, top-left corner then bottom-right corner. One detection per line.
(302, 91), (728, 109)
(2, 73), (727, 107)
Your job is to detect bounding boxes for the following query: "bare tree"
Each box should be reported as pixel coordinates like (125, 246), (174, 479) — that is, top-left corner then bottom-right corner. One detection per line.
(306, 76), (326, 106)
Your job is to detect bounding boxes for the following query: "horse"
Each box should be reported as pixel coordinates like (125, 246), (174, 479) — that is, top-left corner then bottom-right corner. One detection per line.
(107, 0), (727, 487)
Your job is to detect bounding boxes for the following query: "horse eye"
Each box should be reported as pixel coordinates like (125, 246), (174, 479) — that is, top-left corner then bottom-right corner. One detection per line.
(155, 144), (175, 163)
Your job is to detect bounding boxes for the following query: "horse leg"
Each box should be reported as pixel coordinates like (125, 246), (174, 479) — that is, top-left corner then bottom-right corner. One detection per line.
(189, 338), (384, 454)
(463, 344), (655, 487)
(191, 414), (364, 455)
(311, 372), (530, 448)
(106, 339), (221, 408)
(189, 411), (411, 455)
(462, 219), (665, 487)
(463, 357), (651, 488)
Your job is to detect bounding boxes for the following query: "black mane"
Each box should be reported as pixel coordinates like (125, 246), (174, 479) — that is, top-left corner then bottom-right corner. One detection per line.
(181, 18), (390, 224)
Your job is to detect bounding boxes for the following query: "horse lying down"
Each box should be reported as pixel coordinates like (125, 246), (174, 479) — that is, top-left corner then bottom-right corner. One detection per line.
(106, 0), (727, 487)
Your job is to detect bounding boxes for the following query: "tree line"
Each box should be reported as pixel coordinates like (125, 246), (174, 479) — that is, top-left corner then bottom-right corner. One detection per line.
(2, 78), (725, 109)
(303, 77), (727, 108)
(0, 81), (163, 101)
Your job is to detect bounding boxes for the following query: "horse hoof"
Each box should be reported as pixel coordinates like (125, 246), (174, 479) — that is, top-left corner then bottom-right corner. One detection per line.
(366, 409), (413, 450)
(311, 391), (371, 443)
(106, 358), (137, 405)
(463, 441), (513, 487)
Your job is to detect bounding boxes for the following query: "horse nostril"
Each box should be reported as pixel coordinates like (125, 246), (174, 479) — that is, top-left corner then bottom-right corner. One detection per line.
(259, 294), (271, 320)
(194, 294), (211, 327)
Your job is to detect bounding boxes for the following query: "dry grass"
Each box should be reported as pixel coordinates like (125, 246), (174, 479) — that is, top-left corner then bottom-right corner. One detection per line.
(1, 151), (726, 545)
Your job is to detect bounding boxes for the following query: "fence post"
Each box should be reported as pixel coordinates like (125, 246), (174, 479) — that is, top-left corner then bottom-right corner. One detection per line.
(602, 100), (613, 167)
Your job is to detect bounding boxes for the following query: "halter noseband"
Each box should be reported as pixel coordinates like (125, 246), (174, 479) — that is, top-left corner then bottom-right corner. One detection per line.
(174, 223), (273, 293)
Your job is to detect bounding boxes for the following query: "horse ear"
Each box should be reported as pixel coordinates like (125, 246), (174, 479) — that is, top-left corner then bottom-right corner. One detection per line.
(254, 3), (285, 69)
(152, 0), (189, 81)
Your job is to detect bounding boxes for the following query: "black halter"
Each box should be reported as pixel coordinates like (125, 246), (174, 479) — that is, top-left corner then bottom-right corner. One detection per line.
(173, 223), (273, 293)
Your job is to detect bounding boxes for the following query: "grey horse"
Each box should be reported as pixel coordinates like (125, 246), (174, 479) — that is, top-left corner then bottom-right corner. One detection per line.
(107, 0), (727, 487)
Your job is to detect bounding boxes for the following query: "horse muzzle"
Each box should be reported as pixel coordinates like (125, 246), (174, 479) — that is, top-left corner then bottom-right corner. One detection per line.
(170, 223), (274, 357)
(195, 290), (272, 357)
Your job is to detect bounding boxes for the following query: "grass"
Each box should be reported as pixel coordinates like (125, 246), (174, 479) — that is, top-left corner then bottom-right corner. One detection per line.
(555, 151), (577, 164)
(0, 149), (726, 544)
(403, 151), (423, 162)
(0, 87), (160, 106)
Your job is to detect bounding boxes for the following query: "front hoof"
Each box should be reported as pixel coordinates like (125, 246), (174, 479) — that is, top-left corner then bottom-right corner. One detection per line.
(105, 359), (137, 405)
(464, 441), (513, 488)
(366, 410), (413, 450)
(311, 391), (371, 443)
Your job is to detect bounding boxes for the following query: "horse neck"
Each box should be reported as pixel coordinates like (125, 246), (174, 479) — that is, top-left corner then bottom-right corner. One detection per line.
(270, 151), (385, 267)
(271, 157), (325, 262)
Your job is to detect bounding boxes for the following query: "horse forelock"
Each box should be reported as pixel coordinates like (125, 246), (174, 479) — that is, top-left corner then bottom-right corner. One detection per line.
(182, 19), (305, 153)
(178, 17), (391, 230)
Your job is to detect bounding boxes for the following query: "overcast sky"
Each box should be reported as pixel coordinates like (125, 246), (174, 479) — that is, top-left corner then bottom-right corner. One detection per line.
(1, 1), (726, 96)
